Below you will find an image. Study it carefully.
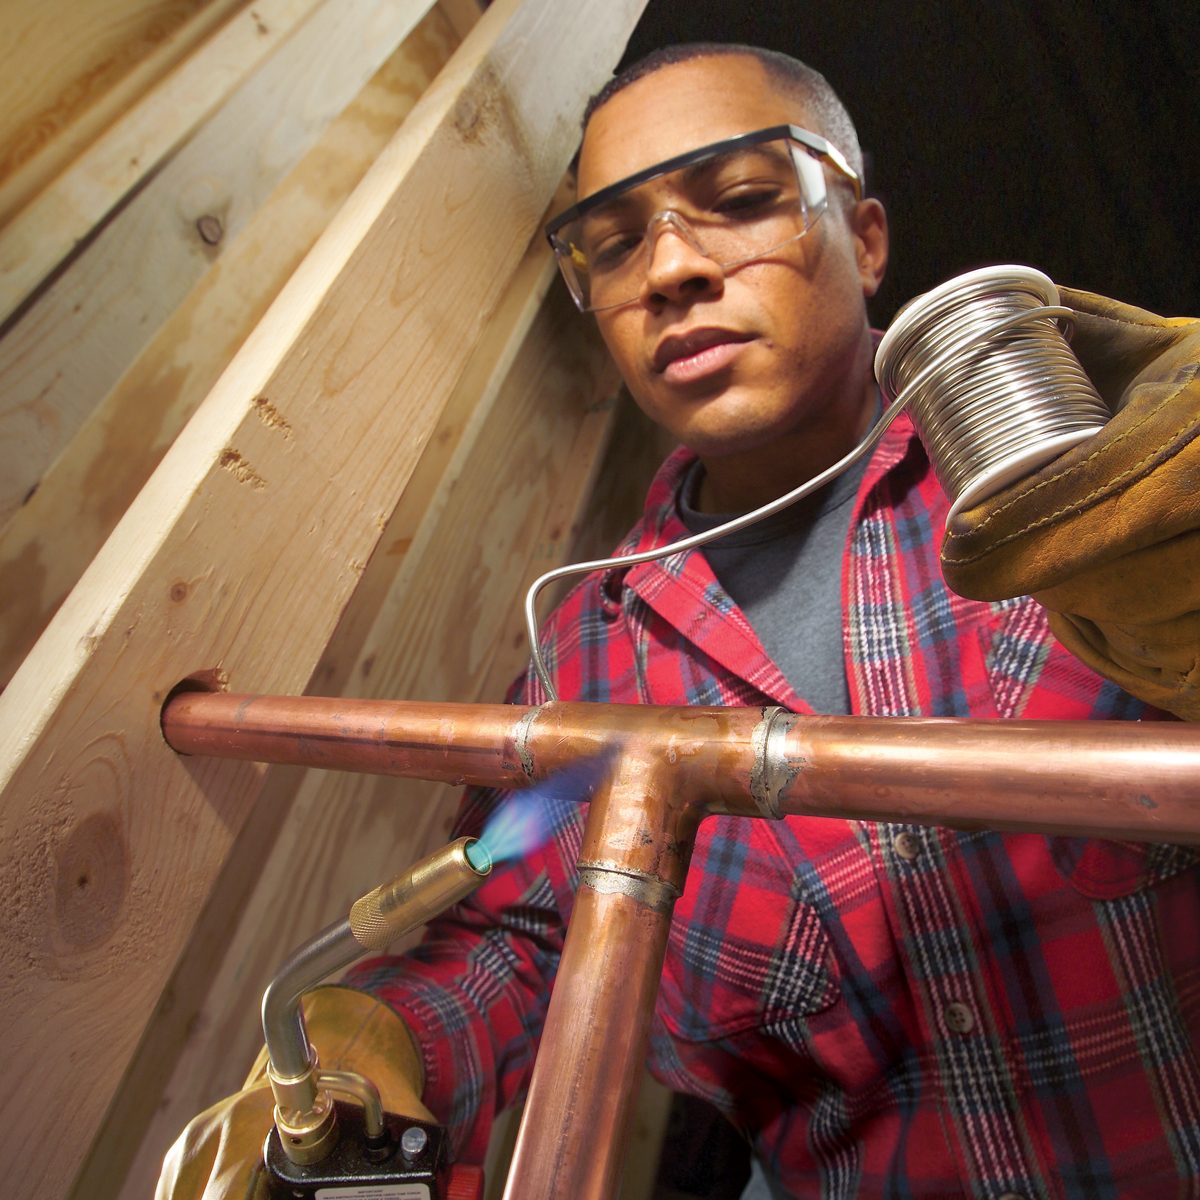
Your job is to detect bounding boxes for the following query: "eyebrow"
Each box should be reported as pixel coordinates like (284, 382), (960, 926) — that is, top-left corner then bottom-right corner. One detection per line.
(578, 144), (792, 227)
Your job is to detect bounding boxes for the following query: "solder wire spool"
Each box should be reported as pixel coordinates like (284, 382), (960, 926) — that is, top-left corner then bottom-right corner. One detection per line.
(523, 264), (1113, 701)
(874, 264), (1111, 519)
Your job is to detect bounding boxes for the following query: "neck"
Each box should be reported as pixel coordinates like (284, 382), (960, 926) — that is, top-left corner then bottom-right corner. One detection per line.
(695, 373), (880, 515)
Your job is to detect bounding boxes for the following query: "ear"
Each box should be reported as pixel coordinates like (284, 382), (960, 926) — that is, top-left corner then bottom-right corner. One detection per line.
(850, 197), (888, 298)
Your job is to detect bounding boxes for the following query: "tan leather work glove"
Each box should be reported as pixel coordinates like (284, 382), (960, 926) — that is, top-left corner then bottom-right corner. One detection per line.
(941, 287), (1200, 719)
(156, 986), (433, 1199)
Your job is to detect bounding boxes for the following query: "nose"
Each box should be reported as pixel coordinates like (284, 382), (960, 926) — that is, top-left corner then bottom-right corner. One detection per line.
(639, 211), (724, 308)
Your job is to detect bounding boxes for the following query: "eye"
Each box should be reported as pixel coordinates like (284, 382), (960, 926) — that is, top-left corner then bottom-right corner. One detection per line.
(589, 231), (643, 271)
(712, 185), (785, 219)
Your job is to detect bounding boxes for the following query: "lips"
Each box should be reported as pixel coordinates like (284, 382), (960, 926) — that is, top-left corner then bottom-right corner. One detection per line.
(652, 327), (755, 384)
(653, 327), (753, 372)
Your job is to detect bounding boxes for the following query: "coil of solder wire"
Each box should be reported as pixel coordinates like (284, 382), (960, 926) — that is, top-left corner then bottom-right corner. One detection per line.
(874, 263), (1110, 519)
(523, 263), (1112, 702)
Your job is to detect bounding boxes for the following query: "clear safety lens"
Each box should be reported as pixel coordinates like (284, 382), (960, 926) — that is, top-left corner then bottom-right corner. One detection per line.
(549, 134), (830, 312)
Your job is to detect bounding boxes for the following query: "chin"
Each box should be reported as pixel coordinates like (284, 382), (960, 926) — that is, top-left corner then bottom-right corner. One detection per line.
(683, 409), (799, 459)
(679, 422), (788, 461)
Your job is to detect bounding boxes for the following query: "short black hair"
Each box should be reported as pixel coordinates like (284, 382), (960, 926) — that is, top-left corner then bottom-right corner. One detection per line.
(582, 42), (864, 181)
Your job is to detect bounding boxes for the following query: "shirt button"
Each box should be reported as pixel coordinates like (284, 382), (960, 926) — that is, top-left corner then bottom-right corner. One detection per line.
(943, 1001), (975, 1034)
(893, 832), (921, 861)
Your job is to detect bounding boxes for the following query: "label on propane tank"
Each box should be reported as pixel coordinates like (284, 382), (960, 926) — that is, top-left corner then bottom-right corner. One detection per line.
(314, 1186), (430, 1200)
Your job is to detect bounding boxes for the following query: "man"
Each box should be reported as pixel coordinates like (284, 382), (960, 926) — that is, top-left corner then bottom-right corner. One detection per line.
(161, 44), (1200, 1199)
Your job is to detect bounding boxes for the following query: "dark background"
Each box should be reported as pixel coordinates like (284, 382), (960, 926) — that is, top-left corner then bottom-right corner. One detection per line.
(618, 0), (1198, 327)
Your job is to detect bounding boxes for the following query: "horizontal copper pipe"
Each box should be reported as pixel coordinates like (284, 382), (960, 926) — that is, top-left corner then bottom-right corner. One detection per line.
(772, 712), (1200, 842)
(163, 691), (531, 787)
(163, 692), (1200, 843)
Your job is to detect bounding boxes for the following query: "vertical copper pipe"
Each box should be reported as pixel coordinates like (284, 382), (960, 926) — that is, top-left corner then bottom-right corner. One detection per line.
(504, 886), (672, 1199)
(503, 750), (695, 1200)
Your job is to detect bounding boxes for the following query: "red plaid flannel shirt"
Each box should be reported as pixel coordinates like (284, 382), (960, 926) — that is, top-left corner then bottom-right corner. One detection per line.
(349, 412), (1200, 1199)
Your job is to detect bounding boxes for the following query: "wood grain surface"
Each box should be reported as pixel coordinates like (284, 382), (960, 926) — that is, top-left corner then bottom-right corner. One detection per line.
(117, 247), (625, 1200)
(0, 0), (244, 222)
(0, 0), (435, 529)
(0, 0), (646, 1193)
(0, 0), (327, 324)
(0, 5), (459, 691)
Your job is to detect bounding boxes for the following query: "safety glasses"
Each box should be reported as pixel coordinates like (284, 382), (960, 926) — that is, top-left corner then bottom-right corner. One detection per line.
(545, 124), (862, 312)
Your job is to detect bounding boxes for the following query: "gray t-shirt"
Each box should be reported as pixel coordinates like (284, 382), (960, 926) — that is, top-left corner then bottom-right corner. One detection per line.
(677, 450), (868, 715)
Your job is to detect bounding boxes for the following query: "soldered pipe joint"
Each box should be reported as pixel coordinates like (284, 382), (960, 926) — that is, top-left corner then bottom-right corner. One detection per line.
(577, 862), (680, 916)
(749, 707), (799, 820)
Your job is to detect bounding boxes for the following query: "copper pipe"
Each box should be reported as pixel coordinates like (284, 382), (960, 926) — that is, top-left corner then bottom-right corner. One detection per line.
(766, 711), (1200, 842)
(505, 883), (673, 1197)
(490, 711), (746, 1198)
(504, 754), (685, 1200)
(163, 691), (530, 787)
(163, 693), (1200, 842)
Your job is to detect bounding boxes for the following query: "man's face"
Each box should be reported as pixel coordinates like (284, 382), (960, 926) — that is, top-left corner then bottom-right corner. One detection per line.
(577, 56), (887, 461)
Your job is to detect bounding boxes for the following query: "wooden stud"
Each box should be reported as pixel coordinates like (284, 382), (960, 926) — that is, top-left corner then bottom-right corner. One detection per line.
(0, 5), (461, 692)
(0, 1), (645, 1193)
(0, 0), (437, 530)
(115, 245), (624, 1200)
(0, 0), (245, 226)
(86, 197), (558, 1196)
(436, 0), (484, 41)
(0, 0), (329, 325)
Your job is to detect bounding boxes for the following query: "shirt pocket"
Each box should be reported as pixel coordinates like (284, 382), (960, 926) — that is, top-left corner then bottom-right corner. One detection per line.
(1049, 836), (1199, 899)
(655, 818), (841, 1043)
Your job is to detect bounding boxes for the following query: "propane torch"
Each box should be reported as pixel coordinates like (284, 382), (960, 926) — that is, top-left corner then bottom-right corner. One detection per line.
(259, 835), (492, 1198)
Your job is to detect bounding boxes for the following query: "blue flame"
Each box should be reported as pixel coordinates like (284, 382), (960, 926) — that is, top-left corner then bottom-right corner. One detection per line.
(477, 749), (616, 865)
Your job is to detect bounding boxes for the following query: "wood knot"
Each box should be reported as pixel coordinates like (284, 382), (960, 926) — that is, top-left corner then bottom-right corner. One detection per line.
(54, 812), (129, 949)
(195, 214), (224, 245)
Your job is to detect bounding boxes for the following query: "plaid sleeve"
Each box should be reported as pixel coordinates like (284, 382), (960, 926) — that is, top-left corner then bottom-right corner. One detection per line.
(342, 651), (587, 1159)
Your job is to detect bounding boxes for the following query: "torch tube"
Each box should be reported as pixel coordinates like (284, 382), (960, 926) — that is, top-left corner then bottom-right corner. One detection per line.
(263, 837), (490, 1084)
(263, 915), (359, 1082)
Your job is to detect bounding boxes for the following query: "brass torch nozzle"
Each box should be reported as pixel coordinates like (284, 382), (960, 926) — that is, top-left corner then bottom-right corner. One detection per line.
(349, 836), (491, 952)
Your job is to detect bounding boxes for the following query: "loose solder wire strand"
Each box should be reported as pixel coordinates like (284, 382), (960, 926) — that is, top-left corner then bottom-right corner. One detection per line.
(524, 286), (1092, 702)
